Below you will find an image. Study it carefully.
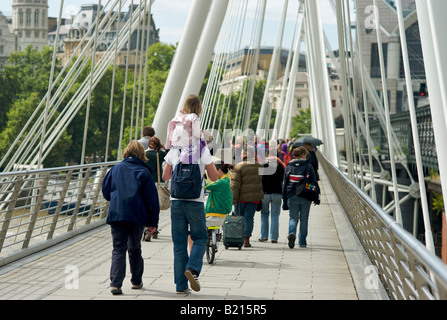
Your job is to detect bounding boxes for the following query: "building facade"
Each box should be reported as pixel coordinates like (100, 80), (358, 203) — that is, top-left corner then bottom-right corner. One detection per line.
(50, 4), (160, 67)
(12, 0), (48, 52)
(356, 0), (427, 113)
(219, 46), (343, 126)
(0, 11), (16, 69)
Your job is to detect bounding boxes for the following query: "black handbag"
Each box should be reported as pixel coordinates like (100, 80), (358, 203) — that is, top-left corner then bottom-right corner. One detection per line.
(295, 164), (320, 204)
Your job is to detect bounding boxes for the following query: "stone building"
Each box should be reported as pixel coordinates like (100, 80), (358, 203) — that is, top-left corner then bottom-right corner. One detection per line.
(0, 11), (15, 69)
(49, 3), (160, 67)
(11, 0), (48, 52)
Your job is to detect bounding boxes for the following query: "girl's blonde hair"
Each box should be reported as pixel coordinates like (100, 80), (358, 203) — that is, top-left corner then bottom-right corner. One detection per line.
(182, 94), (202, 116)
(123, 140), (148, 162)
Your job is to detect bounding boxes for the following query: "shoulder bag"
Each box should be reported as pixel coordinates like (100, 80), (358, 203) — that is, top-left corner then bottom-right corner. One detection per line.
(156, 152), (171, 210)
(295, 163), (320, 204)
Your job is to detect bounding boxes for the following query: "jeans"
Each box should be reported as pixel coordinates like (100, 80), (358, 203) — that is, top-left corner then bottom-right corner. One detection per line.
(287, 195), (312, 246)
(234, 201), (258, 237)
(171, 200), (208, 292)
(260, 193), (282, 241)
(110, 221), (145, 288)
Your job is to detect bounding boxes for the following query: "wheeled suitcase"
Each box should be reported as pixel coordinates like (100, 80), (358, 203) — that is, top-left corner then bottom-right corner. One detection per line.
(222, 214), (244, 250)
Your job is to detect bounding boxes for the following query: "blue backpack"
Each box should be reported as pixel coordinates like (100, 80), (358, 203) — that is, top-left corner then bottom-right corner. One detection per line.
(171, 162), (203, 199)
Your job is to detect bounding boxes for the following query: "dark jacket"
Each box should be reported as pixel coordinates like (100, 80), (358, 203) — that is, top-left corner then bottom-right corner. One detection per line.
(102, 156), (160, 228)
(262, 156), (284, 194)
(307, 150), (319, 181)
(145, 149), (167, 183)
(282, 159), (318, 208)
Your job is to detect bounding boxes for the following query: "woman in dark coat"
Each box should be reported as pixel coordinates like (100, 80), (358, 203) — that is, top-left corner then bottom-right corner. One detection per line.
(102, 140), (160, 295)
(282, 147), (318, 249)
(145, 136), (167, 185)
(303, 142), (319, 181)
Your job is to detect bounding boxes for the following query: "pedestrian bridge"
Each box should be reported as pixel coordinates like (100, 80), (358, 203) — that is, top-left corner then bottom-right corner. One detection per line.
(0, 153), (446, 300)
(0, 156), (388, 300)
(1, 0), (447, 301)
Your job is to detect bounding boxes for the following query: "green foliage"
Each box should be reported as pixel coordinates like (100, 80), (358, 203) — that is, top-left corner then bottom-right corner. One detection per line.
(429, 169), (440, 180)
(0, 46), (54, 131)
(433, 193), (445, 215)
(290, 108), (312, 137)
(0, 42), (178, 168)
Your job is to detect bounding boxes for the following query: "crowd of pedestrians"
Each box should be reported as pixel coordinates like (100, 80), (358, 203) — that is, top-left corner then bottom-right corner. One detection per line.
(102, 94), (321, 295)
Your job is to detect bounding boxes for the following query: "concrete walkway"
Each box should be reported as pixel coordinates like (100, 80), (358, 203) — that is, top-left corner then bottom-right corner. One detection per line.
(0, 167), (388, 301)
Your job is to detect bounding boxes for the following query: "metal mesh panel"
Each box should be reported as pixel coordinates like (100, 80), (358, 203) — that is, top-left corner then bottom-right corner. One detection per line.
(319, 152), (447, 300)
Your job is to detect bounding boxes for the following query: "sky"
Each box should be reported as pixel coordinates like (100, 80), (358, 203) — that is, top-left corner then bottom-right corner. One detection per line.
(0, 0), (347, 50)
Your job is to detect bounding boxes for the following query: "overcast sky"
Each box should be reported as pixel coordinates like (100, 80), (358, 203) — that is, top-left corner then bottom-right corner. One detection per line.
(0, 0), (349, 49)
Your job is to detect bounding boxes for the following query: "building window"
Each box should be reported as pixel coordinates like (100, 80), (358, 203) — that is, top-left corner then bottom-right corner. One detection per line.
(0, 45), (4, 54)
(399, 22), (426, 79)
(370, 43), (388, 78)
(19, 10), (24, 26)
(35, 10), (39, 27)
(26, 10), (31, 27)
(42, 10), (45, 27)
(297, 98), (302, 109)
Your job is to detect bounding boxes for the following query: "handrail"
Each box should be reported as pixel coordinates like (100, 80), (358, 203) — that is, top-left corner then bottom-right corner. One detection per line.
(319, 152), (447, 300)
(0, 161), (119, 266)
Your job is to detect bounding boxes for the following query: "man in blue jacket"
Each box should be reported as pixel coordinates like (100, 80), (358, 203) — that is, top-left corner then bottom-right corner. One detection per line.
(102, 140), (160, 295)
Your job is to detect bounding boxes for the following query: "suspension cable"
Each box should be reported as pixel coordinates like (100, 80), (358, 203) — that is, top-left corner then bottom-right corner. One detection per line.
(395, 0), (434, 253)
(373, 0), (403, 224)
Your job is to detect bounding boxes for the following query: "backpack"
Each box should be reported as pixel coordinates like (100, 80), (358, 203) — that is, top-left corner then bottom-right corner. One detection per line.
(171, 162), (203, 199)
(281, 151), (292, 165)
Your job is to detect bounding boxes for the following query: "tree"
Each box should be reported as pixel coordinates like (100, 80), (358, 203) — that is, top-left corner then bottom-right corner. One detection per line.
(289, 108), (312, 138)
(0, 46), (54, 132)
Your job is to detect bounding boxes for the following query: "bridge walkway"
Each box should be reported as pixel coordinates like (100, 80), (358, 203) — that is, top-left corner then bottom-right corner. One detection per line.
(0, 167), (388, 300)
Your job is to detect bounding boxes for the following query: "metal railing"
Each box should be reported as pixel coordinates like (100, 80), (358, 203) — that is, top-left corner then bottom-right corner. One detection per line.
(0, 161), (118, 266)
(319, 152), (447, 300)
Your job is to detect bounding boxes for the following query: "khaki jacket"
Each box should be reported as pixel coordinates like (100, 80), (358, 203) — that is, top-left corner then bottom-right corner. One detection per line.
(231, 158), (264, 204)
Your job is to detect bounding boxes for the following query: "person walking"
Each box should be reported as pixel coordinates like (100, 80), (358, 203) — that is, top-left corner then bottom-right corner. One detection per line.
(102, 140), (160, 295)
(145, 136), (167, 184)
(231, 145), (264, 248)
(162, 94), (218, 294)
(143, 136), (168, 240)
(303, 142), (319, 181)
(259, 143), (285, 243)
(282, 146), (319, 249)
(138, 126), (155, 150)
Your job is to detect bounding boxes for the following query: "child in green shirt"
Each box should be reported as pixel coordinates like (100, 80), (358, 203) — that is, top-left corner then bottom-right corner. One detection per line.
(205, 163), (233, 227)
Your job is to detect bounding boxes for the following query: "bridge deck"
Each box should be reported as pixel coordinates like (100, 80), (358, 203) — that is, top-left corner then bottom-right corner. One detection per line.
(0, 168), (388, 300)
